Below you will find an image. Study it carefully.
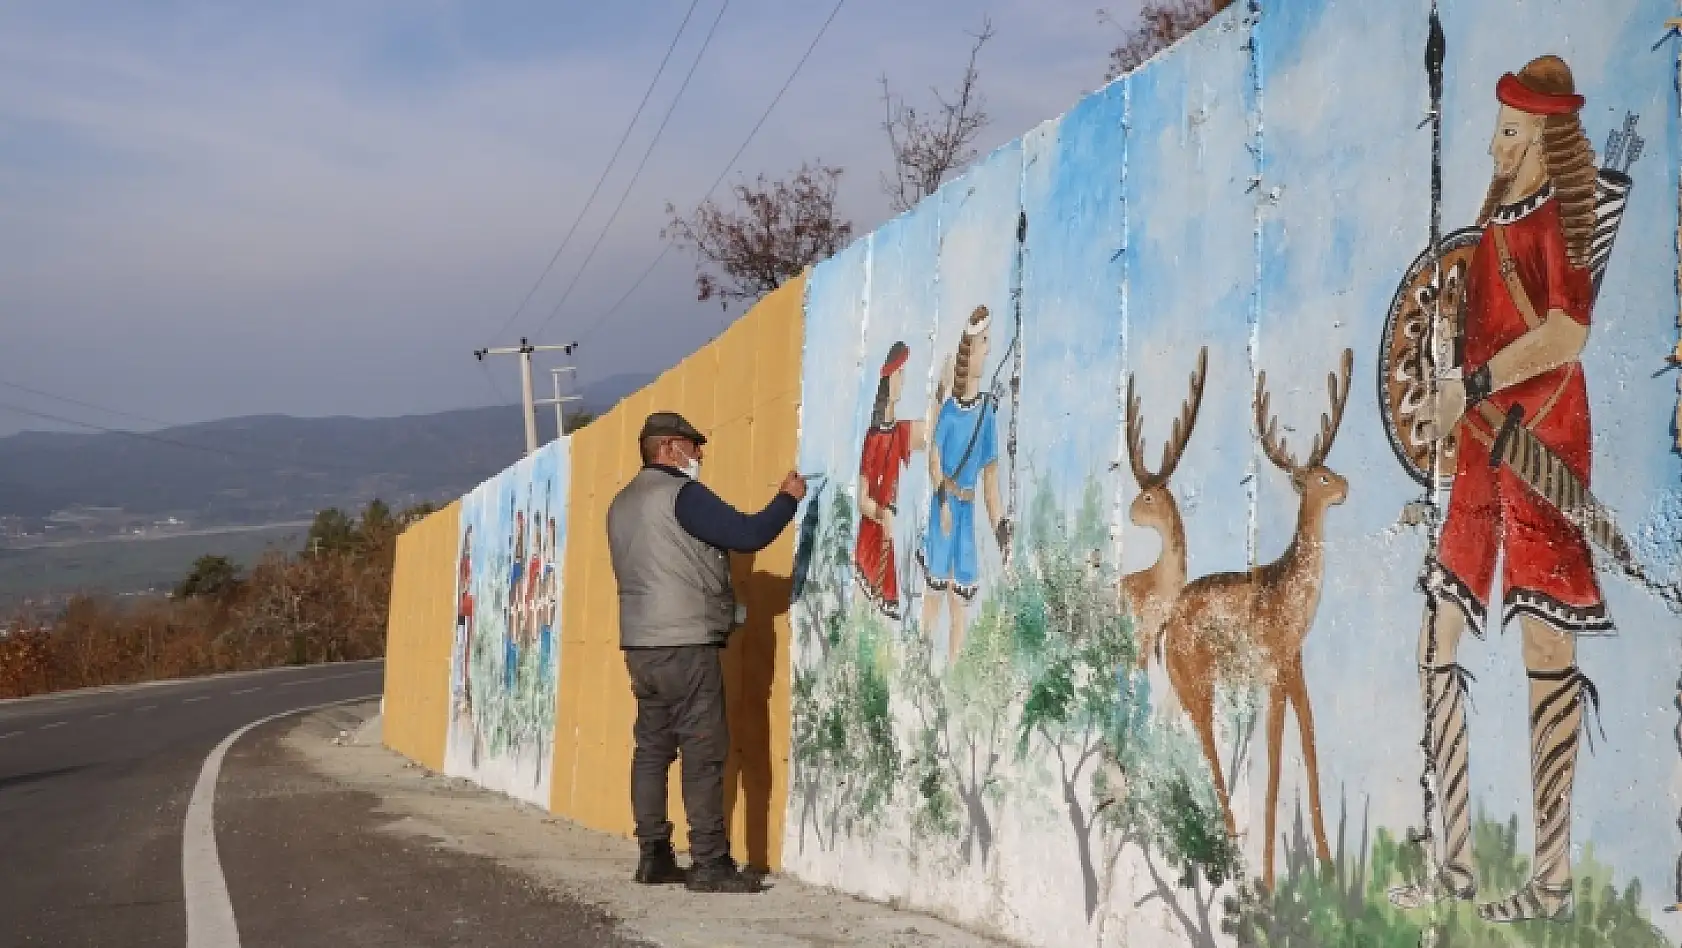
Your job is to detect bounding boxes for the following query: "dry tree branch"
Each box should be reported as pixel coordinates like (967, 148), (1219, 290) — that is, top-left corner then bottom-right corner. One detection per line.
(1101, 0), (1233, 81)
(664, 162), (852, 310)
(880, 18), (995, 213)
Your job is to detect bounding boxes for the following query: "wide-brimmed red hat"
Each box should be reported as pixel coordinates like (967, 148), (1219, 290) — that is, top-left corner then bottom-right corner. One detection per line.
(1496, 72), (1583, 115)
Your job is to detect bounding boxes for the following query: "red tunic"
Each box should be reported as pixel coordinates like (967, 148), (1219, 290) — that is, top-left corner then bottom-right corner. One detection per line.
(523, 554), (541, 644)
(855, 421), (913, 617)
(1432, 190), (1610, 636)
(457, 557), (474, 621)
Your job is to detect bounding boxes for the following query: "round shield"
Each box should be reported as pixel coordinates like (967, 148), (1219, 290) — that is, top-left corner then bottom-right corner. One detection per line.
(1377, 226), (1482, 487)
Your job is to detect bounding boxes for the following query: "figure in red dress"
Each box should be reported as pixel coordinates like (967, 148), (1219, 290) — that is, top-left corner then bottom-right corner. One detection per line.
(1392, 55), (1607, 923)
(454, 525), (475, 716)
(854, 342), (931, 620)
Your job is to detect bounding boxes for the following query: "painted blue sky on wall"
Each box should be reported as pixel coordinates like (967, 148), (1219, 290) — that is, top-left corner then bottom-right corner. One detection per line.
(789, 0), (1682, 939)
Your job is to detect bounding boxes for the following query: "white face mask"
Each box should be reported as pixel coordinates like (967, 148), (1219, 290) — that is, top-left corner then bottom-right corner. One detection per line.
(674, 446), (701, 480)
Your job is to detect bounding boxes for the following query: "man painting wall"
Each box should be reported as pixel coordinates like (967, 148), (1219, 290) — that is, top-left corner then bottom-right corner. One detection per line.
(607, 411), (807, 893)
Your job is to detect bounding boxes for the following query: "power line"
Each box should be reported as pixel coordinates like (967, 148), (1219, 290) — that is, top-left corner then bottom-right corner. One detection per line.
(530, 0), (732, 340)
(477, 358), (512, 407)
(0, 400), (251, 463)
(0, 379), (175, 430)
(573, 0), (848, 346)
(0, 393), (490, 481)
(490, 0), (705, 344)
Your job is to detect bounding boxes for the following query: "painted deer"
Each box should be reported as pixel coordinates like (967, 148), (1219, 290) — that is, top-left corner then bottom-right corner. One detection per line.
(1120, 346), (1208, 673)
(1161, 348), (1352, 891)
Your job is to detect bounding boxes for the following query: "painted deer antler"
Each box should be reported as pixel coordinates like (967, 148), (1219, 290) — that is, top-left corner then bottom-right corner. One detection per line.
(1126, 347), (1208, 489)
(1255, 348), (1352, 476)
(1121, 347), (1208, 673)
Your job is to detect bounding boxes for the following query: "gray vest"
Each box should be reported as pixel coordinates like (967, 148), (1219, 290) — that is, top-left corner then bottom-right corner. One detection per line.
(607, 467), (735, 648)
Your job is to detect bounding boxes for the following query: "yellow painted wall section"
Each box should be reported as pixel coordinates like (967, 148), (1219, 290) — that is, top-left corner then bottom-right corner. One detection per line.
(547, 274), (806, 870)
(381, 501), (461, 773)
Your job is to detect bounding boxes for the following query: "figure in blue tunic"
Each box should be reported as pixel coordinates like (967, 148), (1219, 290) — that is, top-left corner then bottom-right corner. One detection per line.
(918, 305), (1010, 662)
(539, 515), (557, 683)
(505, 504), (525, 692)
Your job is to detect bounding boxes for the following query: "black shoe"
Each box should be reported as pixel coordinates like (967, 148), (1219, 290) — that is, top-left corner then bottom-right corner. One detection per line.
(633, 842), (686, 885)
(684, 856), (763, 893)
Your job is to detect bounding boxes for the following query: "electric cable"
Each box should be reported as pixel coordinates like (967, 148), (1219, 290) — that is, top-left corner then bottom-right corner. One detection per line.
(489, 0), (706, 343)
(529, 0), (733, 340)
(572, 0), (848, 347)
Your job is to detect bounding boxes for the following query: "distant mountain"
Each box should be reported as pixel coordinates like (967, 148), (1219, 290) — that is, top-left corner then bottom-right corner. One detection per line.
(0, 372), (652, 526)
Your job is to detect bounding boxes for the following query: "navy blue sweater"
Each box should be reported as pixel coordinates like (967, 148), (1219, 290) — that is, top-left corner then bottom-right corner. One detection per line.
(646, 465), (799, 553)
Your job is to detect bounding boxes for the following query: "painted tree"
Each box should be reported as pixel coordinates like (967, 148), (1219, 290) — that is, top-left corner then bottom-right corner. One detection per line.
(1012, 482), (1140, 918)
(900, 604), (1013, 864)
(1002, 479), (1240, 935)
(789, 485), (903, 851)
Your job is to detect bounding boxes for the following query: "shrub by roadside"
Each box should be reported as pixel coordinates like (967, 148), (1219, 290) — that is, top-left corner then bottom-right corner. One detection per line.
(0, 500), (437, 699)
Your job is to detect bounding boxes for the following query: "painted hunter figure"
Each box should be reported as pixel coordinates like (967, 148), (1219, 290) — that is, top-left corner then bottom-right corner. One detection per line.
(506, 504), (525, 692)
(918, 305), (1011, 660)
(1393, 55), (1610, 923)
(454, 524), (474, 717)
(541, 514), (558, 681)
(854, 342), (933, 619)
(524, 497), (544, 653)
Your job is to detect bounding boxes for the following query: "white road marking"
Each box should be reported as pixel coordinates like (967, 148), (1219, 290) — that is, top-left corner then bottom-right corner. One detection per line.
(229, 688), (261, 696)
(182, 696), (209, 704)
(278, 670), (376, 688)
(0, 731), (18, 739)
(39, 721), (65, 730)
(0, 659), (383, 709)
(137, 705), (157, 712)
(92, 712), (115, 720)
(183, 694), (378, 948)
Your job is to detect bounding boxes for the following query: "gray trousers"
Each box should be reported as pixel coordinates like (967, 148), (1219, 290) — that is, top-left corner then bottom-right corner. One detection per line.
(623, 645), (731, 864)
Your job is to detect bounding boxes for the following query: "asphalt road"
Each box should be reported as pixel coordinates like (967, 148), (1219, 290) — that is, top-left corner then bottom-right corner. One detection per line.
(218, 703), (648, 948)
(0, 662), (654, 948)
(0, 661), (384, 947)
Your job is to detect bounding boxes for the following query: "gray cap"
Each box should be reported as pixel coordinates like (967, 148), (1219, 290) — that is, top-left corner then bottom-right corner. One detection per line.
(639, 411), (707, 445)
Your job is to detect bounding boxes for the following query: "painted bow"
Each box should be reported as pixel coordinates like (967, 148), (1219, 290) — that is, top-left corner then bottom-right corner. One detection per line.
(987, 210), (1027, 568)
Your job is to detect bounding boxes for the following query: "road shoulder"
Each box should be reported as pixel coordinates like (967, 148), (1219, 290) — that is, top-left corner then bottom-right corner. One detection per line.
(280, 702), (1011, 948)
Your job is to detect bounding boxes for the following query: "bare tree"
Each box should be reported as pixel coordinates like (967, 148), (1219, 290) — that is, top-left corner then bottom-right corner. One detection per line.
(664, 162), (852, 310)
(879, 18), (995, 214)
(1101, 0), (1233, 81)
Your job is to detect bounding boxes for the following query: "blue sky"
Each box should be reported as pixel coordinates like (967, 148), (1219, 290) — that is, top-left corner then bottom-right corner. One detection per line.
(0, 0), (1133, 437)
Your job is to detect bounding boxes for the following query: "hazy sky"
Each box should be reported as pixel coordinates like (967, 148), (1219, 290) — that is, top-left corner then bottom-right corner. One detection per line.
(0, 0), (1130, 437)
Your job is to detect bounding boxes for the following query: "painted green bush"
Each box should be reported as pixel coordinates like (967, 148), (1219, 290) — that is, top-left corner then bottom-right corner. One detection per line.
(791, 474), (1240, 935)
(790, 486), (904, 851)
(1228, 801), (1668, 947)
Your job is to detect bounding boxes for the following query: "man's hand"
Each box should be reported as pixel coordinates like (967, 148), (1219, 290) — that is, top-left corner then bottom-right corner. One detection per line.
(780, 471), (808, 502)
(1418, 376), (1468, 443)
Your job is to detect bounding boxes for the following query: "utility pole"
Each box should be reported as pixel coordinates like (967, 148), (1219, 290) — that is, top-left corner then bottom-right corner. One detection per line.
(474, 339), (578, 455)
(535, 366), (582, 440)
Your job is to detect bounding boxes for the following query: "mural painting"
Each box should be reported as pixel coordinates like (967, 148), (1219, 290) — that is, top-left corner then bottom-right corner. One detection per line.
(784, 2), (1682, 946)
(445, 438), (569, 807)
(1383, 49), (1656, 924)
(1122, 347), (1207, 683)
